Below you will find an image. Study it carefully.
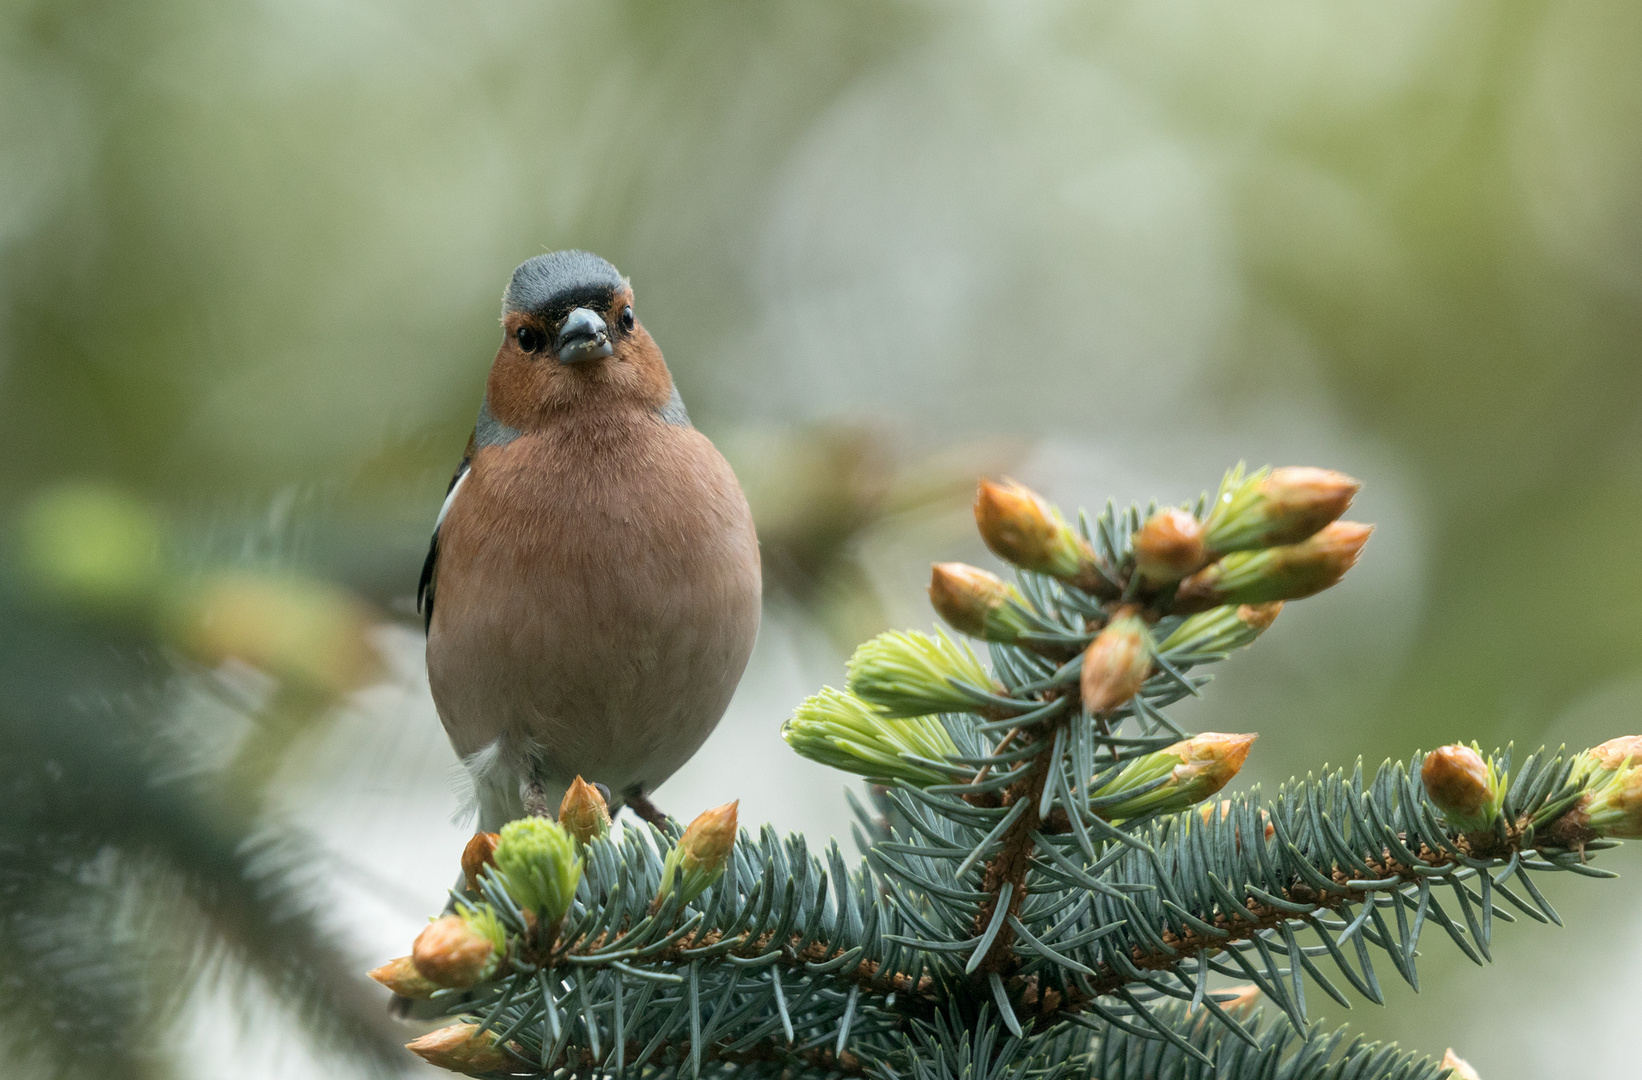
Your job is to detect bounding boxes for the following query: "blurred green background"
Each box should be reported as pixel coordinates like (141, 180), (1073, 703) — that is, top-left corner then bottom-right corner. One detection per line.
(3, 1), (1641, 1077)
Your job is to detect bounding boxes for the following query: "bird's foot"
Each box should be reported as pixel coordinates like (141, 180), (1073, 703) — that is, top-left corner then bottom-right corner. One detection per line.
(624, 787), (671, 828)
(523, 779), (553, 818)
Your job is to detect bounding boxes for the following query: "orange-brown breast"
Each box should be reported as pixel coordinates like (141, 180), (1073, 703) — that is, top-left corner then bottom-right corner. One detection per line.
(425, 404), (761, 801)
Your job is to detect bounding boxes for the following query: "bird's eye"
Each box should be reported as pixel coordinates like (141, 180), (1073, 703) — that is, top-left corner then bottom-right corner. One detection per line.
(516, 326), (545, 353)
(619, 306), (635, 332)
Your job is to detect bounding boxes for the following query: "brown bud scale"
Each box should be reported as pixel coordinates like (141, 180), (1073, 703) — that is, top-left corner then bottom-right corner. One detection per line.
(928, 562), (1010, 638)
(412, 915), (495, 989)
(1421, 745), (1492, 820)
(461, 831), (500, 893)
(407, 1023), (512, 1074)
(559, 775), (612, 844)
(1133, 508), (1207, 585)
(1080, 613), (1152, 714)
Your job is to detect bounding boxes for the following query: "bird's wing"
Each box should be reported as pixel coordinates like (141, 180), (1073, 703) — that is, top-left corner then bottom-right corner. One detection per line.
(418, 452), (471, 630)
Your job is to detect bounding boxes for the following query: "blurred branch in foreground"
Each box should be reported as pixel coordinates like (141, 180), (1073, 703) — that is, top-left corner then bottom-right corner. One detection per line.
(0, 482), (402, 1078)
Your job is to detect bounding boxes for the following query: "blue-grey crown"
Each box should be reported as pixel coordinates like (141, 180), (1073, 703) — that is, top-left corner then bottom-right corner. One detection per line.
(503, 250), (626, 318)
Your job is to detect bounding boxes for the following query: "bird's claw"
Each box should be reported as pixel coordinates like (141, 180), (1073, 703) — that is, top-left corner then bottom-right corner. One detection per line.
(523, 779), (553, 818)
(625, 787), (671, 828)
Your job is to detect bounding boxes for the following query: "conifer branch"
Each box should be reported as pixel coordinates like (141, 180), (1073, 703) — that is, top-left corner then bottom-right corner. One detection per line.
(970, 732), (1055, 975)
(379, 464), (1633, 1080)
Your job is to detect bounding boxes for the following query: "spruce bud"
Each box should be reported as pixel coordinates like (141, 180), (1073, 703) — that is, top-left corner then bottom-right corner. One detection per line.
(1198, 799), (1230, 826)
(367, 955), (438, 999)
(406, 1023), (513, 1075)
(1588, 734), (1642, 770)
(1155, 603), (1282, 660)
(1579, 764), (1642, 840)
(928, 563), (1034, 643)
(1552, 736), (1642, 843)
(1133, 507), (1207, 586)
(412, 913), (499, 989)
(1080, 611), (1153, 715)
(492, 817), (583, 929)
(1421, 744), (1503, 834)
(782, 687), (961, 787)
(846, 628), (994, 718)
(1196, 799), (1275, 843)
(558, 775), (612, 844)
(1439, 1049), (1481, 1080)
(461, 831), (499, 893)
(974, 479), (1105, 591)
(1171, 522), (1372, 614)
(658, 801), (739, 905)
(1202, 465), (1360, 555)
(1237, 602), (1284, 631)
(1171, 732), (1257, 802)
(1090, 732), (1256, 819)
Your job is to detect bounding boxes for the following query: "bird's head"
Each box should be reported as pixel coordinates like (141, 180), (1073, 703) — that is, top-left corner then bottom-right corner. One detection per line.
(485, 251), (674, 429)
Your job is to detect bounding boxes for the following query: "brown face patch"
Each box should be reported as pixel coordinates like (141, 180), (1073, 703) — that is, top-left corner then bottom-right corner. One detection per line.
(485, 287), (673, 431)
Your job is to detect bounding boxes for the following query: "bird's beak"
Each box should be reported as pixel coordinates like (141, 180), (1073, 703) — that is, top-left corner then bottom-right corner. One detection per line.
(555, 307), (614, 365)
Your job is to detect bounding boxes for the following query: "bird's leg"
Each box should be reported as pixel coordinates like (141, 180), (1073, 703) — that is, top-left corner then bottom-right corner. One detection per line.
(624, 786), (671, 827)
(523, 778), (553, 818)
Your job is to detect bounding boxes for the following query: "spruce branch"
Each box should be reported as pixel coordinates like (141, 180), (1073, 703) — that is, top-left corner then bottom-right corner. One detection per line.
(380, 464), (1629, 1080)
(1088, 999), (1451, 1080)
(1009, 746), (1617, 1028)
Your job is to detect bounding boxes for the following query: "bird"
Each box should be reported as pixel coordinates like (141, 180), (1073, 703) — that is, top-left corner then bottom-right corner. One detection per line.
(419, 250), (761, 834)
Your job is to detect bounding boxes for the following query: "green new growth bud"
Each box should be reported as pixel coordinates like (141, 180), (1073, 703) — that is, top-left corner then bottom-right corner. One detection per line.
(928, 562), (1035, 643)
(1578, 761), (1642, 839)
(367, 955), (438, 1000)
(1201, 464), (1360, 555)
(406, 1022), (513, 1075)
(1167, 731), (1257, 802)
(1133, 507), (1208, 586)
(1080, 611), (1153, 714)
(1091, 732), (1257, 819)
(461, 902), (509, 954)
(558, 775), (612, 844)
(973, 479), (1105, 591)
(782, 687), (962, 787)
(1421, 744), (1505, 834)
(657, 801), (739, 905)
(1545, 737), (1642, 845)
(492, 817), (583, 929)
(1440, 1049), (1482, 1080)
(412, 913), (499, 989)
(1155, 602), (1283, 659)
(1171, 522), (1372, 614)
(846, 628), (994, 718)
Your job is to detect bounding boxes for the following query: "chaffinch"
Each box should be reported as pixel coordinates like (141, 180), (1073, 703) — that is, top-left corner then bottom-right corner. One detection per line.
(420, 250), (761, 832)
